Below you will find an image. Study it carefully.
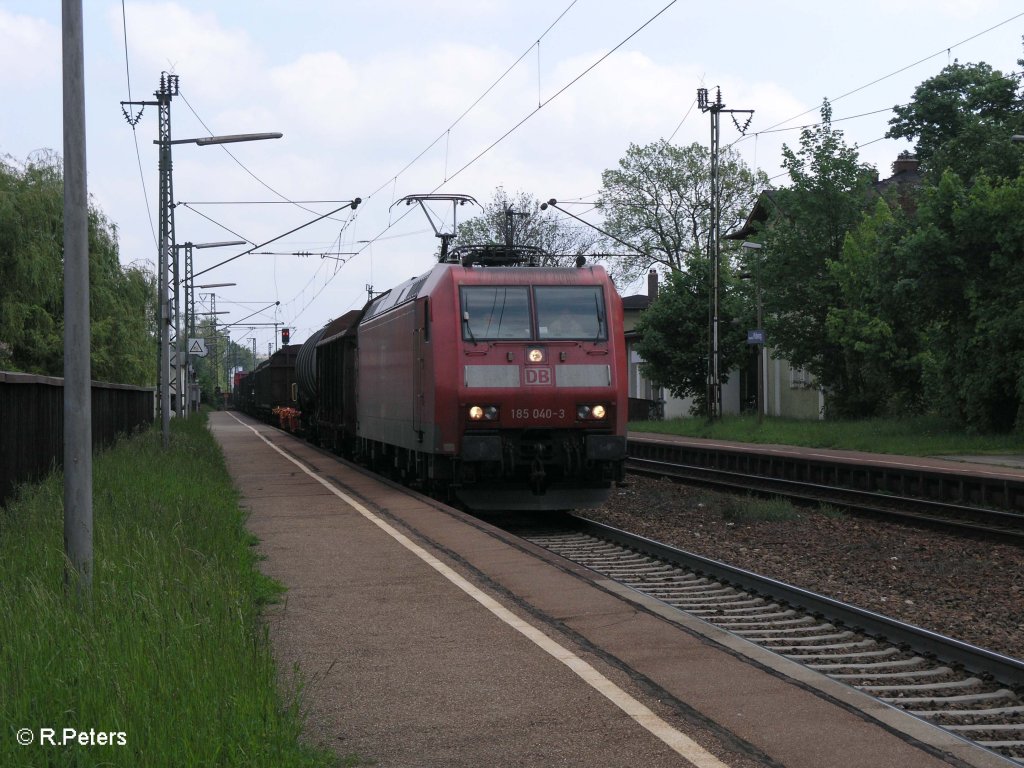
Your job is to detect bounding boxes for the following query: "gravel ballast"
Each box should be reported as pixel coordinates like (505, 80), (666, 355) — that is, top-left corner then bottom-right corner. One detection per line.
(583, 475), (1024, 661)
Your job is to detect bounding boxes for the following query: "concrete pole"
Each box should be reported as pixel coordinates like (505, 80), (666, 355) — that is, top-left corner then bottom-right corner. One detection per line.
(62, 0), (92, 599)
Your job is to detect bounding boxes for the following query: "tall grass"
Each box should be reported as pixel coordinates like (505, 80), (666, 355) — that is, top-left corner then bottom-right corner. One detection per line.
(0, 415), (337, 767)
(629, 414), (1024, 456)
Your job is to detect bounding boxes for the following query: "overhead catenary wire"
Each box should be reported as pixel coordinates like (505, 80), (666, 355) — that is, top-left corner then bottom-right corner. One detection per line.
(349, 0), (683, 262)
(655, 11), (1024, 191)
(139, 3), (681, 339)
(178, 203), (255, 245)
(178, 91), (353, 225)
(281, 0), (688, 336)
(442, 0), (680, 188)
(362, 0), (583, 202)
(191, 200), (360, 281)
(118, 5), (1021, 353)
(754, 11), (1024, 138)
(550, 12), (1024, 232)
(119, 0), (157, 251)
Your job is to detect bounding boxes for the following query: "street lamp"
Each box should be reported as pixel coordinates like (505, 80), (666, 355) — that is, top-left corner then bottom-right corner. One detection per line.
(742, 242), (765, 424)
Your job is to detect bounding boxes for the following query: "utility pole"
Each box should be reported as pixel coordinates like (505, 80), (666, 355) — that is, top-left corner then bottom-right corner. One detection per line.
(122, 80), (281, 442)
(182, 241), (194, 414)
(698, 86), (753, 421)
(121, 73), (179, 442)
(158, 73), (178, 442)
(180, 243), (242, 413)
(62, 0), (92, 600)
(121, 72), (179, 446)
(210, 293), (219, 392)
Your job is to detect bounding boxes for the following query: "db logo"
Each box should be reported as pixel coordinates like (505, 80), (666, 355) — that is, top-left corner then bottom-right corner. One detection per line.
(524, 367), (552, 385)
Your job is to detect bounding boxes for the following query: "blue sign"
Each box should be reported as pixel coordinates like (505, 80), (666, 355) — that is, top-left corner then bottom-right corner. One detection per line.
(747, 329), (765, 345)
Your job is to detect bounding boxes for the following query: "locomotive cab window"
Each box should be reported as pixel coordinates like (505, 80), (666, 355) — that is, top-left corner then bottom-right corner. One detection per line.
(460, 286), (532, 340)
(536, 286), (606, 340)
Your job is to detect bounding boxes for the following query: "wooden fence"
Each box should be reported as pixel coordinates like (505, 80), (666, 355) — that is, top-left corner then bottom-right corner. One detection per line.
(0, 371), (154, 508)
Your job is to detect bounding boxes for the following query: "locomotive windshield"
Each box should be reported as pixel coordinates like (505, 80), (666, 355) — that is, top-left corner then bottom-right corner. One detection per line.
(460, 284), (607, 341)
(536, 286), (606, 340)
(460, 286), (532, 340)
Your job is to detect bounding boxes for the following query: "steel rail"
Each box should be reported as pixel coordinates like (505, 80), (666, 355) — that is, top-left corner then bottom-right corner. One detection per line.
(626, 437), (1024, 514)
(570, 516), (1024, 687)
(625, 455), (1024, 541)
(515, 516), (1024, 763)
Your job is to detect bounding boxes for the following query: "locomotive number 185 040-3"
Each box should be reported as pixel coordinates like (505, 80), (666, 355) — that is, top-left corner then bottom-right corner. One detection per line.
(510, 408), (566, 421)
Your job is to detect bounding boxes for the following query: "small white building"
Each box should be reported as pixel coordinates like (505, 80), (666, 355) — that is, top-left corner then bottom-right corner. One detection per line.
(622, 270), (824, 421)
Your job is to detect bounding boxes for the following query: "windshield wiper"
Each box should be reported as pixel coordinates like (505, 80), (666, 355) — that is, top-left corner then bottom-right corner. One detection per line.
(462, 311), (479, 345)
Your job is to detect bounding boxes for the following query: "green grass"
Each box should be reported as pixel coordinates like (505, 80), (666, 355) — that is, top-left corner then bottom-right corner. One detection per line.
(720, 495), (801, 523)
(0, 415), (344, 767)
(629, 414), (1024, 456)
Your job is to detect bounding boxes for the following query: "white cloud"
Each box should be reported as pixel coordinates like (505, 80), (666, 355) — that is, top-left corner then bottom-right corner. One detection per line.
(116, 2), (262, 100)
(0, 10), (59, 86)
(7, 0), (1021, 347)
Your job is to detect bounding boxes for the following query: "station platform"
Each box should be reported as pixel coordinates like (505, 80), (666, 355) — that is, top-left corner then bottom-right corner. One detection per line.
(208, 411), (1014, 768)
(628, 431), (1024, 477)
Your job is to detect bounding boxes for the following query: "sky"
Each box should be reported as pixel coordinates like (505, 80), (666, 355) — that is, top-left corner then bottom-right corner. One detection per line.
(2, 1), (1023, 356)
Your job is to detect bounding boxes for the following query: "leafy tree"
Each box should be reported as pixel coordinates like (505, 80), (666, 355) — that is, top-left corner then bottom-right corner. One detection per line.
(0, 153), (65, 373)
(887, 59), (1024, 182)
(449, 188), (600, 266)
(0, 151), (155, 384)
(633, 265), (743, 416)
(758, 101), (878, 415)
(896, 170), (1024, 431)
(597, 139), (768, 285)
(825, 199), (922, 416)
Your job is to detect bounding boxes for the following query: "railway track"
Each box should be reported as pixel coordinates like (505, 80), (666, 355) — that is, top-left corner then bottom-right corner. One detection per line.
(625, 454), (1024, 541)
(514, 516), (1024, 765)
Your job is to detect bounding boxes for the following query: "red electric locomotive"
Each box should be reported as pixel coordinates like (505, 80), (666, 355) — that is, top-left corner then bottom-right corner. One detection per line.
(309, 245), (625, 511)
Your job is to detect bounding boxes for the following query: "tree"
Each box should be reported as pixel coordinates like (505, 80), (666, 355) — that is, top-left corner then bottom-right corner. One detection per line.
(0, 153), (65, 374)
(449, 188), (600, 266)
(0, 151), (155, 384)
(896, 170), (1024, 431)
(633, 266), (744, 416)
(887, 59), (1024, 183)
(758, 101), (878, 414)
(597, 139), (768, 286)
(825, 199), (922, 416)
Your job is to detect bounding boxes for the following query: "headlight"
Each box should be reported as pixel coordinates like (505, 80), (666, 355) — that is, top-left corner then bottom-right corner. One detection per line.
(527, 347), (546, 363)
(468, 405), (499, 421)
(577, 404), (608, 420)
